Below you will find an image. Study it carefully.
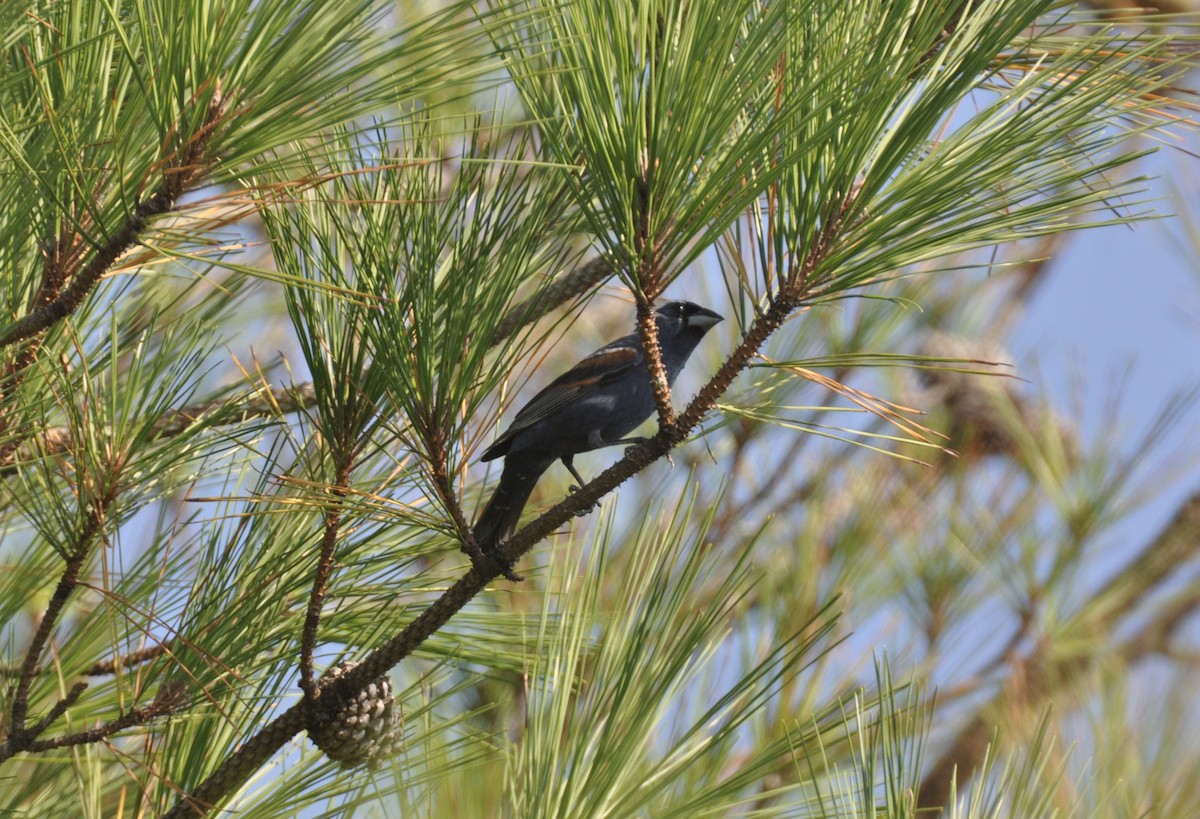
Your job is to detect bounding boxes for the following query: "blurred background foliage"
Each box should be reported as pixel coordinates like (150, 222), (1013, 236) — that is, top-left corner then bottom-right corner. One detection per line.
(0, 0), (1198, 816)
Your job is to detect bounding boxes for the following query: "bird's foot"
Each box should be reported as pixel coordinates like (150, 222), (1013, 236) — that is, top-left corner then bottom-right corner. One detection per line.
(501, 565), (526, 583)
(467, 541), (524, 582)
(568, 484), (596, 500)
(619, 435), (651, 455)
(488, 552), (525, 583)
(566, 484), (600, 516)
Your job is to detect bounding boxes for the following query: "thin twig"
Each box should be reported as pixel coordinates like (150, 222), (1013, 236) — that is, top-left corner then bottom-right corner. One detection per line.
(23, 695), (182, 755)
(4, 681), (187, 762)
(0, 83), (229, 488)
(0, 501), (107, 763)
(0, 384), (319, 476)
(298, 462), (352, 700)
(8, 542), (94, 734)
(0, 222), (75, 466)
(81, 642), (174, 677)
(25, 682), (89, 740)
(428, 438), (522, 582)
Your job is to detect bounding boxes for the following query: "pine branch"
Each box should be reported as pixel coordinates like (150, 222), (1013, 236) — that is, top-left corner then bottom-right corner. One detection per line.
(167, 175), (845, 814)
(918, 491), (1200, 809)
(82, 642), (175, 677)
(0, 85), (228, 350)
(23, 682), (89, 741)
(635, 294), (677, 430)
(491, 255), (611, 345)
(298, 462), (353, 700)
(1, 258), (611, 477)
(0, 83), (230, 484)
(7, 537), (94, 734)
(1, 500), (108, 763)
(0, 641), (172, 680)
(0, 251), (613, 790)
(0, 384), (319, 476)
(165, 278), (816, 817)
(0, 180), (107, 438)
(22, 681), (187, 755)
(165, 700), (309, 818)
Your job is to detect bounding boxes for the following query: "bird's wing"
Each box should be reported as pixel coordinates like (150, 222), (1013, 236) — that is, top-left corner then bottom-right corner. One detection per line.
(480, 340), (640, 460)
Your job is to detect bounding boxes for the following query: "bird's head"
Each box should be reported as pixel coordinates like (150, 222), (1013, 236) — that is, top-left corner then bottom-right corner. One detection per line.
(655, 300), (724, 337)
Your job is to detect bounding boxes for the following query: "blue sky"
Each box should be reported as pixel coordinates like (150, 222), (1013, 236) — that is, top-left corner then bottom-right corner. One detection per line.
(1014, 139), (1200, 540)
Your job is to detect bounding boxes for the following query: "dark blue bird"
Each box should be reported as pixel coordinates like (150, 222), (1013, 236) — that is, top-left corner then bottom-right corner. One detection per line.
(474, 300), (723, 556)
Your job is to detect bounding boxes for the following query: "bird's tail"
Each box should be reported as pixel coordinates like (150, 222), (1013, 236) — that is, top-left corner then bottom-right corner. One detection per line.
(473, 454), (554, 555)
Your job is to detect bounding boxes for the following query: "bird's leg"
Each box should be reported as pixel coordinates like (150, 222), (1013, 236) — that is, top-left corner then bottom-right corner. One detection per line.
(615, 435), (651, 455)
(586, 430), (652, 455)
(561, 455), (600, 518)
(597, 434), (653, 458)
(561, 454), (587, 493)
(612, 435), (670, 466)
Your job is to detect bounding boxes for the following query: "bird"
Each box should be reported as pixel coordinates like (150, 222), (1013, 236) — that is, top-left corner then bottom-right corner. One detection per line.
(473, 300), (723, 561)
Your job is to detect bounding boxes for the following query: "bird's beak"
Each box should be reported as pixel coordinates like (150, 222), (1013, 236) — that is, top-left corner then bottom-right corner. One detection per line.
(687, 307), (723, 330)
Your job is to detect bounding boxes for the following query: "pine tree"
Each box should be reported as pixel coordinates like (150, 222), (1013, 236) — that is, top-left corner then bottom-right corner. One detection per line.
(0, 1), (1196, 816)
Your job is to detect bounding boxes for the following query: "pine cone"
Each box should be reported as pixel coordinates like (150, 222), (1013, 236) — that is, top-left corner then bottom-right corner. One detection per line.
(308, 661), (402, 770)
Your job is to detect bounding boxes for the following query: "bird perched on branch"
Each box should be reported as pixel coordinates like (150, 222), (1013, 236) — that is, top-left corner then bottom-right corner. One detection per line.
(473, 300), (723, 560)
